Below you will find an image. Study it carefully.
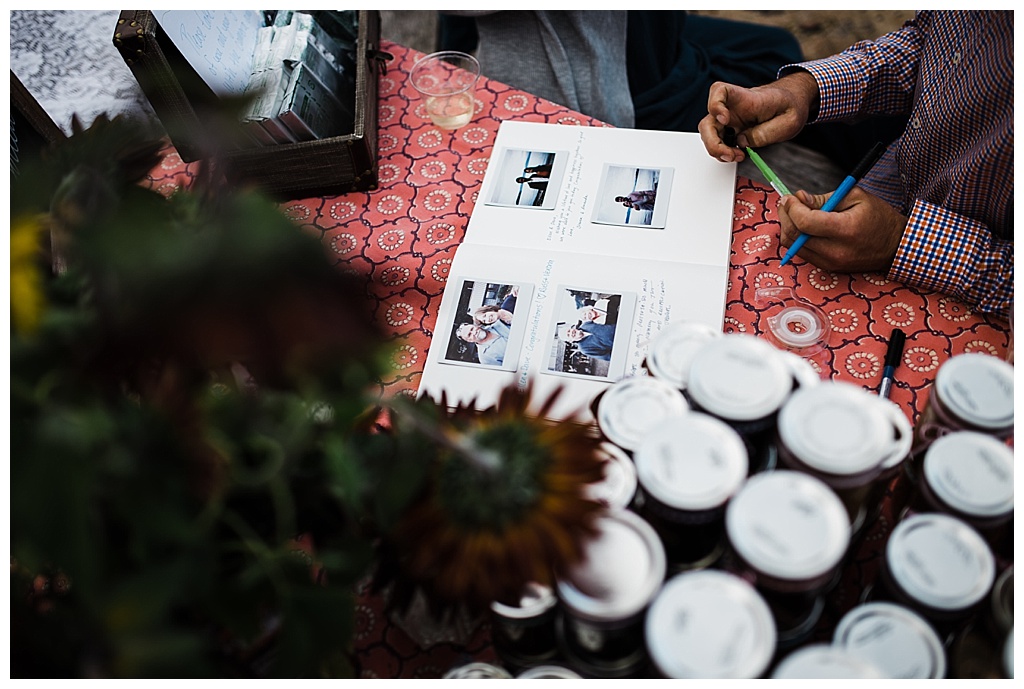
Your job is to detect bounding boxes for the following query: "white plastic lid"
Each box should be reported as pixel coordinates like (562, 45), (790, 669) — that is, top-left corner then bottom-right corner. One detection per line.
(645, 321), (722, 388)
(934, 353), (1014, 430)
(885, 513), (996, 611)
(772, 644), (884, 678)
(778, 381), (895, 475)
(778, 349), (823, 390)
(516, 665), (581, 679)
(596, 376), (689, 451)
(442, 662), (514, 679)
(645, 570), (776, 678)
(833, 602), (947, 679)
(878, 398), (914, 471)
(923, 431), (1014, 518)
(634, 413), (747, 510)
(490, 581), (556, 619)
(585, 442), (638, 510)
(556, 509), (666, 622)
(686, 334), (793, 421)
(725, 471), (850, 580)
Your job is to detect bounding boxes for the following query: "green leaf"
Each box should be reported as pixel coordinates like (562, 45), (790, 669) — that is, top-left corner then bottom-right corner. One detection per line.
(272, 585), (356, 678)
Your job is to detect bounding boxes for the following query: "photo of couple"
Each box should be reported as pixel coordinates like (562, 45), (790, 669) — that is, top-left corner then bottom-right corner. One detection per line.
(443, 280), (527, 370)
(547, 286), (634, 380)
(486, 147), (567, 210)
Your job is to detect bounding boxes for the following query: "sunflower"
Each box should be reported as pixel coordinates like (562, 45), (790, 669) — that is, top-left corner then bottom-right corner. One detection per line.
(10, 214), (48, 335)
(376, 383), (608, 617)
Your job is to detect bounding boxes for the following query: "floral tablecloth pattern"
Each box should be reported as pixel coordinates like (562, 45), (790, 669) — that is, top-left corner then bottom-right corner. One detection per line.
(145, 41), (1011, 678)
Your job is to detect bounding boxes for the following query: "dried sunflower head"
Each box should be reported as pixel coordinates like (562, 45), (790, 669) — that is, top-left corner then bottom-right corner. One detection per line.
(376, 383), (608, 617)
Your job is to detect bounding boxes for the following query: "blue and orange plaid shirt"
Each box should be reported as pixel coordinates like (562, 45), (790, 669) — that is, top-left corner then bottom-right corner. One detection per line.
(789, 11), (1013, 317)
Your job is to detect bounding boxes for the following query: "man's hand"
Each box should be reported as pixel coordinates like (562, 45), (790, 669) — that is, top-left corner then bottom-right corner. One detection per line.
(778, 187), (908, 273)
(698, 71), (821, 163)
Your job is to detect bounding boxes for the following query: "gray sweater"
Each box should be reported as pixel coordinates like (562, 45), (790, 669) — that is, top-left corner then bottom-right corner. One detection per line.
(444, 10), (635, 128)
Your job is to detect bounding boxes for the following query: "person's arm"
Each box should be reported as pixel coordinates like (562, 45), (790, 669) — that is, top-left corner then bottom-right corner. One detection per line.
(779, 186), (1013, 318)
(890, 200), (1013, 317)
(478, 345), (501, 367)
(700, 72), (818, 159)
(784, 12), (925, 123)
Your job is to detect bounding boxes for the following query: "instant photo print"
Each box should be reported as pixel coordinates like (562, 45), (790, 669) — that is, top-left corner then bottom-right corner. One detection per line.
(545, 285), (635, 381)
(592, 164), (674, 229)
(441, 279), (532, 372)
(486, 147), (569, 210)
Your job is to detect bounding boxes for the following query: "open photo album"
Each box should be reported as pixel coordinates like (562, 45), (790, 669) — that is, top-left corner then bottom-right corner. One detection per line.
(417, 121), (737, 422)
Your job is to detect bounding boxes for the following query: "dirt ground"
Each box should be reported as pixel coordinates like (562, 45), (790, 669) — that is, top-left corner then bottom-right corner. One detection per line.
(380, 10), (917, 62)
(693, 10), (915, 60)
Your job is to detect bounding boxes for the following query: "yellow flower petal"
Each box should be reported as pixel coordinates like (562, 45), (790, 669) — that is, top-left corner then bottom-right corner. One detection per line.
(10, 214), (48, 334)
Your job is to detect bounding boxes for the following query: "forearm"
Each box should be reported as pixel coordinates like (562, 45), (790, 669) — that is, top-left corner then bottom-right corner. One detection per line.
(889, 199), (1013, 317)
(780, 13), (924, 123)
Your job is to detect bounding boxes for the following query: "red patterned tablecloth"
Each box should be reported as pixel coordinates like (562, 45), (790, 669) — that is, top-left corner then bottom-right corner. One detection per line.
(145, 41), (1011, 678)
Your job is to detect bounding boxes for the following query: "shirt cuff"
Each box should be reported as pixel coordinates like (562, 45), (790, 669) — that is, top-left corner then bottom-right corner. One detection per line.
(779, 55), (865, 123)
(889, 199), (988, 304)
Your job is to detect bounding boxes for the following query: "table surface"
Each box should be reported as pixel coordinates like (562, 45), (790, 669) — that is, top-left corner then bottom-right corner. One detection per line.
(145, 40), (1012, 678)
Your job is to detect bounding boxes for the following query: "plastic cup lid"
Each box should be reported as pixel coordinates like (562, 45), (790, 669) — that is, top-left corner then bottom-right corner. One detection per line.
(634, 413), (747, 510)
(934, 353), (1014, 430)
(645, 570), (776, 678)
(778, 381), (894, 475)
(585, 442), (638, 510)
(442, 662), (513, 679)
(772, 644), (884, 678)
(923, 431), (1014, 518)
(878, 398), (914, 471)
(833, 602), (947, 679)
(516, 665), (582, 679)
(725, 471), (850, 580)
(556, 509), (666, 622)
(778, 349), (823, 390)
(686, 334), (792, 421)
(596, 376), (689, 451)
(886, 513), (996, 611)
(645, 321), (722, 388)
(490, 581), (556, 619)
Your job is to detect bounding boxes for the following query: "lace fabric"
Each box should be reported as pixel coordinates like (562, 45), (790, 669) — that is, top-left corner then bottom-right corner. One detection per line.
(10, 10), (161, 136)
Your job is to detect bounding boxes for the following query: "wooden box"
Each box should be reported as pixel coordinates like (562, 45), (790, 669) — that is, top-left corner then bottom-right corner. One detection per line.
(113, 10), (390, 199)
(10, 70), (67, 175)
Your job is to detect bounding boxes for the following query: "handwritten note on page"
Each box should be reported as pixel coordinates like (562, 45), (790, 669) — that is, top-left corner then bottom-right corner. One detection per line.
(154, 10), (265, 95)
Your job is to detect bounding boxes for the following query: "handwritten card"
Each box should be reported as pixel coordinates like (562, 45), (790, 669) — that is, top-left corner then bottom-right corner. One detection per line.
(154, 10), (265, 96)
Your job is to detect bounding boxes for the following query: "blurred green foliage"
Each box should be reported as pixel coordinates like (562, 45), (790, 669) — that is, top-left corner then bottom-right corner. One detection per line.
(9, 115), (432, 677)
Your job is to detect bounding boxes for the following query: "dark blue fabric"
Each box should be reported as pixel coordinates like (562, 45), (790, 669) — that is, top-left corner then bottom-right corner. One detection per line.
(437, 13), (479, 53)
(626, 12), (803, 132)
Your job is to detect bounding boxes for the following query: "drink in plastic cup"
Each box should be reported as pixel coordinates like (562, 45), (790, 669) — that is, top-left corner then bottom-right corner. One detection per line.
(409, 50), (480, 130)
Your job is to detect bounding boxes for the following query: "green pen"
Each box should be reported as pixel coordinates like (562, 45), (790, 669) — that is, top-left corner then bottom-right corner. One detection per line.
(745, 147), (792, 197)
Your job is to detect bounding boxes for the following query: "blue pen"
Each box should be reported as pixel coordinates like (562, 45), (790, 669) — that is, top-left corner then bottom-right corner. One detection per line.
(780, 141), (887, 266)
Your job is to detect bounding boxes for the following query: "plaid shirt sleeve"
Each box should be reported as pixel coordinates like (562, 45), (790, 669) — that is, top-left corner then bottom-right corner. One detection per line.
(890, 200), (1014, 317)
(779, 11), (1013, 318)
(785, 14), (923, 123)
